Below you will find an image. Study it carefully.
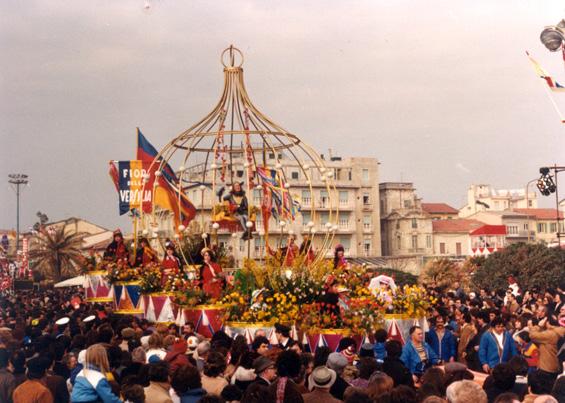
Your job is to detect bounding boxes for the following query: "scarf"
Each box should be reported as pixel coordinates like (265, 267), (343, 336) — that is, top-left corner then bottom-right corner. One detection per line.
(276, 377), (288, 403)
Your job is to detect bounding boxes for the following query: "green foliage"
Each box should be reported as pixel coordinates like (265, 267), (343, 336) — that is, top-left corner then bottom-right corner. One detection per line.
(420, 258), (462, 288)
(471, 243), (565, 291)
(373, 268), (418, 287)
(29, 226), (85, 281)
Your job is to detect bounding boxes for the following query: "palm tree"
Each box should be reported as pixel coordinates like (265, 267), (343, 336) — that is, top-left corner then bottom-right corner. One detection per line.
(29, 226), (85, 281)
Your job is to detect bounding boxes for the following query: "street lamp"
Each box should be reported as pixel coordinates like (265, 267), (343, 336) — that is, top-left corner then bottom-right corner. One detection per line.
(536, 165), (565, 246)
(540, 19), (565, 52)
(8, 174), (29, 253)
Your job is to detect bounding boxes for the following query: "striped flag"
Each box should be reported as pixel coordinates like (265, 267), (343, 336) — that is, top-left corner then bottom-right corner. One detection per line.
(526, 51), (565, 92)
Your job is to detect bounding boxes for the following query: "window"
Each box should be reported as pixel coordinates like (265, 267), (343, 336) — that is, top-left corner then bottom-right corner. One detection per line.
(396, 235), (401, 250)
(364, 239), (371, 256)
(411, 218), (417, 229)
(537, 223), (548, 233)
(411, 235), (418, 249)
(494, 201), (500, 209)
(363, 193), (370, 205)
(320, 190), (329, 208)
(528, 199), (533, 207)
(363, 215), (371, 230)
(362, 169), (369, 182)
(339, 191), (349, 206)
(320, 212), (329, 227)
(506, 225), (518, 235)
(456, 242), (462, 256)
(340, 237), (351, 253)
(404, 200), (412, 208)
(302, 190), (311, 204)
(523, 223), (529, 231)
(236, 170), (244, 178)
(255, 215), (263, 231)
(336, 169), (342, 180)
(348, 170), (352, 181)
(268, 153), (275, 159)
(440, 242), (446, 254)
(239, 240), (245, 253)
(550, 222), (557, 233)
(396, 220), (400, 230)
(339, 216), (349, 230)
(254, 238), (265, 253)
(291, 171), (299, 180)
(426, 235), (432, 249)
(302, 212), (311, 229)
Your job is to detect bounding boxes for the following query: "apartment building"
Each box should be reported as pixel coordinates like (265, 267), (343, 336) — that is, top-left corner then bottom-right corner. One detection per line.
(152, 154), (381, 259)
(379, 182), (433, 256)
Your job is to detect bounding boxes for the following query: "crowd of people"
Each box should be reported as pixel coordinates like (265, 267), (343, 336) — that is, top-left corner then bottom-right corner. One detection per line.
(0, 279), (564, 403)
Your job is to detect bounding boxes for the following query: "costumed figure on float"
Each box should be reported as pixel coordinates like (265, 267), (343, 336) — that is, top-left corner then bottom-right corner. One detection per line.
(223, 182), (252, 240)
(161, 243), (181, 288)
(199, 248), (224, 300)
(104, 229), (129, 263)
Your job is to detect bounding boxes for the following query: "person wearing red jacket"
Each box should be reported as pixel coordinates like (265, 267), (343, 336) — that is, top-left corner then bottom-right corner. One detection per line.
(161, 244), (181, 288)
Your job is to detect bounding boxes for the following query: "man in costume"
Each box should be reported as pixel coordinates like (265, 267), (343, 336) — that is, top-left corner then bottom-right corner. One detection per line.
(223, 182), (252, 240)
(199, 248), (224, 299)
(103, 229), (129, 263)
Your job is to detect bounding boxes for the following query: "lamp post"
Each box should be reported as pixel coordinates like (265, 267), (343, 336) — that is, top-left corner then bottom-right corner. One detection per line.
(524, 178), (537, 243)
(536, 165), (565, 247)
(8, 174), (29, 254)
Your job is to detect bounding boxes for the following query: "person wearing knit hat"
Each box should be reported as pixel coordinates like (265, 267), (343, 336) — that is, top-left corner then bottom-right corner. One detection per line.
(303, 366), (340, 403)
(326, 352), (350, 401)
(338, 337), (357, 364)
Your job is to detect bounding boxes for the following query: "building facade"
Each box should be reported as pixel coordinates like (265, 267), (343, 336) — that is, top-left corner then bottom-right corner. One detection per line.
(379, 182), (433, 256)
(459, 184), (537, 218)
(152, 155), (381, 260)
(466, 211), (532, 245)
(431, 219), (484, 257)
(513, 208), (564, 245)
(422, 203), (459, 220)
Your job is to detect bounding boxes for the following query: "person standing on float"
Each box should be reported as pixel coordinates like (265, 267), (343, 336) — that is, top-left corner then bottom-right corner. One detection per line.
(103, 229), (129, 263)
(223, 182), (252, 240)
(134, 238), (159, 267)
(161, 244), (181, 288)
(199, 248), (224, 299)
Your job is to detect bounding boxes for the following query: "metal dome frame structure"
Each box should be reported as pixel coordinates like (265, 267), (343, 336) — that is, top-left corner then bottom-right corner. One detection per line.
(142, 45), (340, 267)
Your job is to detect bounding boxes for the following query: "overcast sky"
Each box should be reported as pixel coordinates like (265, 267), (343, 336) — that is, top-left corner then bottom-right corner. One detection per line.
(1, 0), (564, 232)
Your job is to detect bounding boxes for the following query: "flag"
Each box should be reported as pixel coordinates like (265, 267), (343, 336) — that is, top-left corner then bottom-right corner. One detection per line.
(116, 160), (153, 215)
(526, 51), (565, 92)
(108, 161), (119, 192)
(256, 167), (297, 221)
(136, 128), (196, 227)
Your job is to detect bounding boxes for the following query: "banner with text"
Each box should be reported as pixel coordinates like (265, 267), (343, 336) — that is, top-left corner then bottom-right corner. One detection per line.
(118, 160), (156, 215)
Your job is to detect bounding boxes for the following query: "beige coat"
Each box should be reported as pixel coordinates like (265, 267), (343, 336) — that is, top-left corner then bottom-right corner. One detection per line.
(144, 381), (173, 403)
(529, 325), (565, 373)
(457, 323), (476, 364)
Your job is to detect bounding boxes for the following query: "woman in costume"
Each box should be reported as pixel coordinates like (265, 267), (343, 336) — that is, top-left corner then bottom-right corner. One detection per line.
(161, 243), (181, 288)
(333, 244), (349, 270)
(103, 229), (129, 263)
(134, 238), (159, 267)
(200, 248), (224, 299)
(319, 275), (341, 319)
(299, 235), (315, 265)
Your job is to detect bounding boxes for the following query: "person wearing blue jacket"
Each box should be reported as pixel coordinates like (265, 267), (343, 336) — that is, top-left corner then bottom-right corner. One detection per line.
(71, 344), (122, 403)
(425, 315), (457, 362)
(400, 325), (441, 380)
(478, 317), (518, 374)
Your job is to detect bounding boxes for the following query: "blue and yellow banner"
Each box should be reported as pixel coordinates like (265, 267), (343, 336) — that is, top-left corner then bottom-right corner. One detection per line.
(117, 160), (154, 215)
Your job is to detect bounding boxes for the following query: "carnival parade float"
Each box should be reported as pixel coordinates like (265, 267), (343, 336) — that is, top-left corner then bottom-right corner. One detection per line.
(83, 46), (433, 349)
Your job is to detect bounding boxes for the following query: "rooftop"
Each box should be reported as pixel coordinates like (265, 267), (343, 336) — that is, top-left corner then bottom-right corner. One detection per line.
(422, 203), (459, 214)
(432, 219), (484, 233)
(470, 224), (507, 236)
(513, 208), (564, 220)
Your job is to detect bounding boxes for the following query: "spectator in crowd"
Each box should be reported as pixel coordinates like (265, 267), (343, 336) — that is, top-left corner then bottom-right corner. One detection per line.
(170, 364), (206, 403)
(401, 326), (440, 382)
(479, 317), (518, 374)
(326, 352), (350, 400)
(251, 356), (276, 386)
(458, 313), (476, 365)
(426, 315), (457, 363)
(446, 380), (488, 403)
(251, 336), (270, 356)
(529, 316), (565, 384)
(143, 362), (172, 403)
(303, 365), (340, 403)
(201, 351), (228, 396)
(268, 350), (304, 403)
(13, 356), (53, 403)
(0, 348), (15, 403)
